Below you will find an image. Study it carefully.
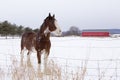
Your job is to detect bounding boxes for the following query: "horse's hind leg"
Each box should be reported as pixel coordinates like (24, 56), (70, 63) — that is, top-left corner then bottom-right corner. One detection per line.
(27, 51), (32, 67)
(20, 49), (25, 66)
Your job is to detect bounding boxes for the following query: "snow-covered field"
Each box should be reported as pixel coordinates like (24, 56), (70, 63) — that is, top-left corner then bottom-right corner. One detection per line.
(0, 37), (120, 80)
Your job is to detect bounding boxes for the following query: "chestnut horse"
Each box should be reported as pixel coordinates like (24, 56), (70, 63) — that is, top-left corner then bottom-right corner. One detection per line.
(20, 13), (61, 70)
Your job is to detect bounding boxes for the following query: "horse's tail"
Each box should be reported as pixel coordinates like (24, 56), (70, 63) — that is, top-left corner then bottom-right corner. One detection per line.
(21, 33), (25, 51)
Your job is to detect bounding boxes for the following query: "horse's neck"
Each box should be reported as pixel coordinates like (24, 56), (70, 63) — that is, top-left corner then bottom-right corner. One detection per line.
(39, 23), (46, 34)
(36, 23), (45, 39)
(42, 33), (50, 40)
(37, 23), (50, 41)
(37, 33), (50, 42)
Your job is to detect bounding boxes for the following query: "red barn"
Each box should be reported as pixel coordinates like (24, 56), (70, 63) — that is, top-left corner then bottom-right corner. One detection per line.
(82, 32), (110, 37)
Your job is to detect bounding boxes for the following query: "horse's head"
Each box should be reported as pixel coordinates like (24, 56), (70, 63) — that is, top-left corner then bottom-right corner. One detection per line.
(44, 13), (62, 36)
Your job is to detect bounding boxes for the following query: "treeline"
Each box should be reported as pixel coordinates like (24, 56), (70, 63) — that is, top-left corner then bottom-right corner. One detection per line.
(62, 26), (81, 36)
(0, 21), (39, 39)
(0, 20), (81, 38)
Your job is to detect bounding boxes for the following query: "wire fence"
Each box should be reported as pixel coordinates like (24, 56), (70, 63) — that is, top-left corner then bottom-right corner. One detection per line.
(0, 37), (120, 80)
(0, 52), (120, 79)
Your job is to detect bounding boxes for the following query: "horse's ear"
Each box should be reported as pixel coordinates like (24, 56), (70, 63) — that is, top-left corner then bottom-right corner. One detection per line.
(53, 14), (55, 18)
(49, 13), (51, 17)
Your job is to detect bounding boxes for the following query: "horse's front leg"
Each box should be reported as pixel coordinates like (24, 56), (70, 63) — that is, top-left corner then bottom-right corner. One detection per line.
(37, 50), (41, 70)
(44, 51), (49, 73)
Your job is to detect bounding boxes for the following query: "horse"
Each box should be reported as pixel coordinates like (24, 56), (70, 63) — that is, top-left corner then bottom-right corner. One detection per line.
(20, 13), (62, 71)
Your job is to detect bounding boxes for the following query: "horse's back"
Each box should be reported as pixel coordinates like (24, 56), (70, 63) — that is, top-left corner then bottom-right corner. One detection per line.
(21, 32), (37, 50)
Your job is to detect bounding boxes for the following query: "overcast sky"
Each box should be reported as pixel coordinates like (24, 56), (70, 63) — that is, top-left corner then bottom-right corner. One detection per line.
(0, 0), (120, 31)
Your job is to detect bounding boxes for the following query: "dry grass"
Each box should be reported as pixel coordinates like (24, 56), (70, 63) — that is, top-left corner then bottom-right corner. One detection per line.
(0, 57), (84, 80)
(0, 57), (119, 80)
(0, 68), (5, 80)
(0, 57), (63, 80)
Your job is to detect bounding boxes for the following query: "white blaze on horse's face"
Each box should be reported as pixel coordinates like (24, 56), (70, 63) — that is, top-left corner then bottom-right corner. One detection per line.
(52, 20), (62, 36)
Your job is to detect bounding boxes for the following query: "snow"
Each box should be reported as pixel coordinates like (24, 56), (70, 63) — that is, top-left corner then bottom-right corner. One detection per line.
(0, 37), (120, 79)
(51, 37), (120, 60)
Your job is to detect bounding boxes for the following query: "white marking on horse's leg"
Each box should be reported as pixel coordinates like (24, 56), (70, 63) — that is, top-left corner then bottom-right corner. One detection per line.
(37, 63), (42, 75)
(44, 52), (48, 73)
(27, 53), (30, 62)
(37, 63), (41, 70)
(27, 51), (32, 66)
(20, 50), (24, 66)
(53, 20), (62, 36)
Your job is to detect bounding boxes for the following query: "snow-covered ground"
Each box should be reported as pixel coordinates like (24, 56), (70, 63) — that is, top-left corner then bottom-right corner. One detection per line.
(0, 37), (120, 80)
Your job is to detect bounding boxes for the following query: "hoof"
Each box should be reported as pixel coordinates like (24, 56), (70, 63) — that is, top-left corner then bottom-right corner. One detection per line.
(37, 71), (43, 78)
